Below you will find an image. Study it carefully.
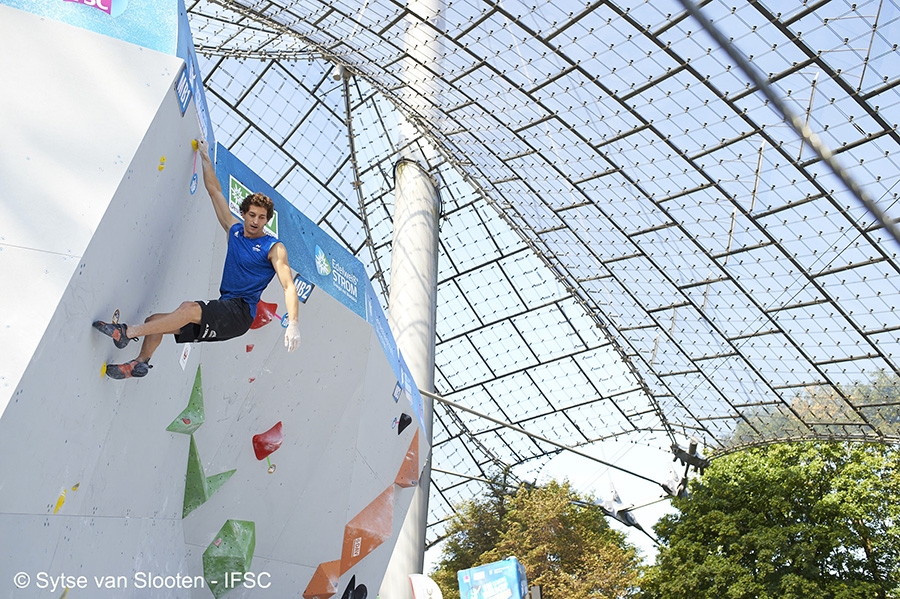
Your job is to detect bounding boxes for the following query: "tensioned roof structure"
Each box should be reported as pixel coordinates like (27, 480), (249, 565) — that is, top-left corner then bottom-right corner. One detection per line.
(186, 0), (900, 546)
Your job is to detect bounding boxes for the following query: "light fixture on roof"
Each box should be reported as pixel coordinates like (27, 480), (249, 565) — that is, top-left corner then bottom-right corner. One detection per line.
(331, 63), (348, 81)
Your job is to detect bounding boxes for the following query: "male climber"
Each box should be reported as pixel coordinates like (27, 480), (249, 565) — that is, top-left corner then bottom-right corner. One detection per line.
(92, 139), (301, 379)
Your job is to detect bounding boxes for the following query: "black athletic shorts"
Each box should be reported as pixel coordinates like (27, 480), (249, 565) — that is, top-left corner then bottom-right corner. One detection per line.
(174, 298), (253, 344)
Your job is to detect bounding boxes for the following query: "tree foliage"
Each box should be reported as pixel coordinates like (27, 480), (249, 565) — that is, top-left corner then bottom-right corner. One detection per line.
(430, 476), (642, 599)
(640, 441), (900, 599)
(733, 371), (900, 445)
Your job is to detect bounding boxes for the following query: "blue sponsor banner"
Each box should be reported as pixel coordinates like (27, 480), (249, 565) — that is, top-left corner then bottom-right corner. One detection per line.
(398, 352), (426, 431)
(214, 144), (368, 320)
(365, 285), (425, 430)
(366, 285), (398, 373)
(175, 0), (215, 148)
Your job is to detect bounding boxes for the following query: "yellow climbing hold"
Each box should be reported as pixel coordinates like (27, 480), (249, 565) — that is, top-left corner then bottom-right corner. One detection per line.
(100, 362), (107, 378)
(158, 156), (166, 171)
(192, 139), (199, 151)
(53, 483), (80, 514)
(53, 489), (66, 514)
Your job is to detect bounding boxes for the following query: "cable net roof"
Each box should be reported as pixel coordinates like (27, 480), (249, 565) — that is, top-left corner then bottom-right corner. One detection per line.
(187, 0), (900, 545)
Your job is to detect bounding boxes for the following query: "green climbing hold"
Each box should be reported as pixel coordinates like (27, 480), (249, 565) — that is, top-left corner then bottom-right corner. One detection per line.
(167, 365), (205, 435)
(183, 435), (235, 518)
(203, 520), (256, 598)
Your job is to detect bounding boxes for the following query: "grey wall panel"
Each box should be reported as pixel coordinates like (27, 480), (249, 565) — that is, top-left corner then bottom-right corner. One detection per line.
(0, 5), (189, 414)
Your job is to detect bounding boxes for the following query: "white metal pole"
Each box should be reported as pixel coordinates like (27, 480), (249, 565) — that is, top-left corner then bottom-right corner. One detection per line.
(381, 159), (439, 599)
(380, 2), (442, 597)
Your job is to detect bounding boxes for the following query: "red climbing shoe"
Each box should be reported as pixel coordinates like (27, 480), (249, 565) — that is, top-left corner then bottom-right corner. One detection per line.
(105, 359), (152, 380)
(93, 320), (134, 349)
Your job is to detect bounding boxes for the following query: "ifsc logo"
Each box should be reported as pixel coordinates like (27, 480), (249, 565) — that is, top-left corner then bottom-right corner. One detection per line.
(315, 245), (332, 277)
(66, 0), (130, 17)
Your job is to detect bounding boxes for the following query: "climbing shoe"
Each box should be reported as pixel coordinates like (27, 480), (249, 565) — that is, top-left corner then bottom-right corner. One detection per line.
(92, 320), (134, 349)
(105, 359), (152, 380)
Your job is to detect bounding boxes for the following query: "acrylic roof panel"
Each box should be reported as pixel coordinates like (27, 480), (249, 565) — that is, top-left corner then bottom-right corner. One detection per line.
(188, 0), (900, 546)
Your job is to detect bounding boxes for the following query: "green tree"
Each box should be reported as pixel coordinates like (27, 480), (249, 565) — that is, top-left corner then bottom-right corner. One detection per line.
(733, 371), (900, 446)
(431, 478), (642, 599)
(430, 472), (512, 597)
(852, 371), (900, 437)
(640, 442), (900, 599)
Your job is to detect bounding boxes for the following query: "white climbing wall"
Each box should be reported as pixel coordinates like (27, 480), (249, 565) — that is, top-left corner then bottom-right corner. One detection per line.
(0, 4), (190, 416)
(0, 4), (428, 598)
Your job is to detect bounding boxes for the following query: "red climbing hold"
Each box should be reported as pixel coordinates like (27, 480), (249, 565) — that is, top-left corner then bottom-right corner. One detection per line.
(246, 344), (254, 352)
(250, 300), (279, 329)
(252, 421), (284, 461)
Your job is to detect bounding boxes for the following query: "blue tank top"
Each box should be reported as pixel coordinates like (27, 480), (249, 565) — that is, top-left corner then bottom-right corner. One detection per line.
(220, 223), (280, 318)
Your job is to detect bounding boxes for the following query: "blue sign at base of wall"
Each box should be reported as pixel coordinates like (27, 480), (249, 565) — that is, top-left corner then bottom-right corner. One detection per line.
(457, 557), (528, 599)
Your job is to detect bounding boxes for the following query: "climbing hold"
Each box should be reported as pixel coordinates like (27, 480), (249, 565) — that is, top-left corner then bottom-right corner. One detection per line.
(182, 435), (235, 518)
(100, 362), (107, 378)
(53, 489), (66, 514)
(191, 139), (199, 151)
(339, 575), (368, 599)
(395, 430), (420, 489)
(302, 560), (340, 599)
(340, 487), (394, 573)
(252, 421), (283, 461)
(203, 520), (256, 599)
(250, 300), (279, 329)
(167, 365), (205, 435)
(246, 344), (254, 353)
(397, 413), (412, 435)
(158, 156), (166, 171)
(52, 483), (81, 514)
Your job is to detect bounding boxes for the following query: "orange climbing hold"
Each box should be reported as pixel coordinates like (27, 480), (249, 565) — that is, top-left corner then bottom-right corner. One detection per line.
(302, 560), (340, 599)
(395, 429), (420, 489)
(340, 486), (394, 574)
